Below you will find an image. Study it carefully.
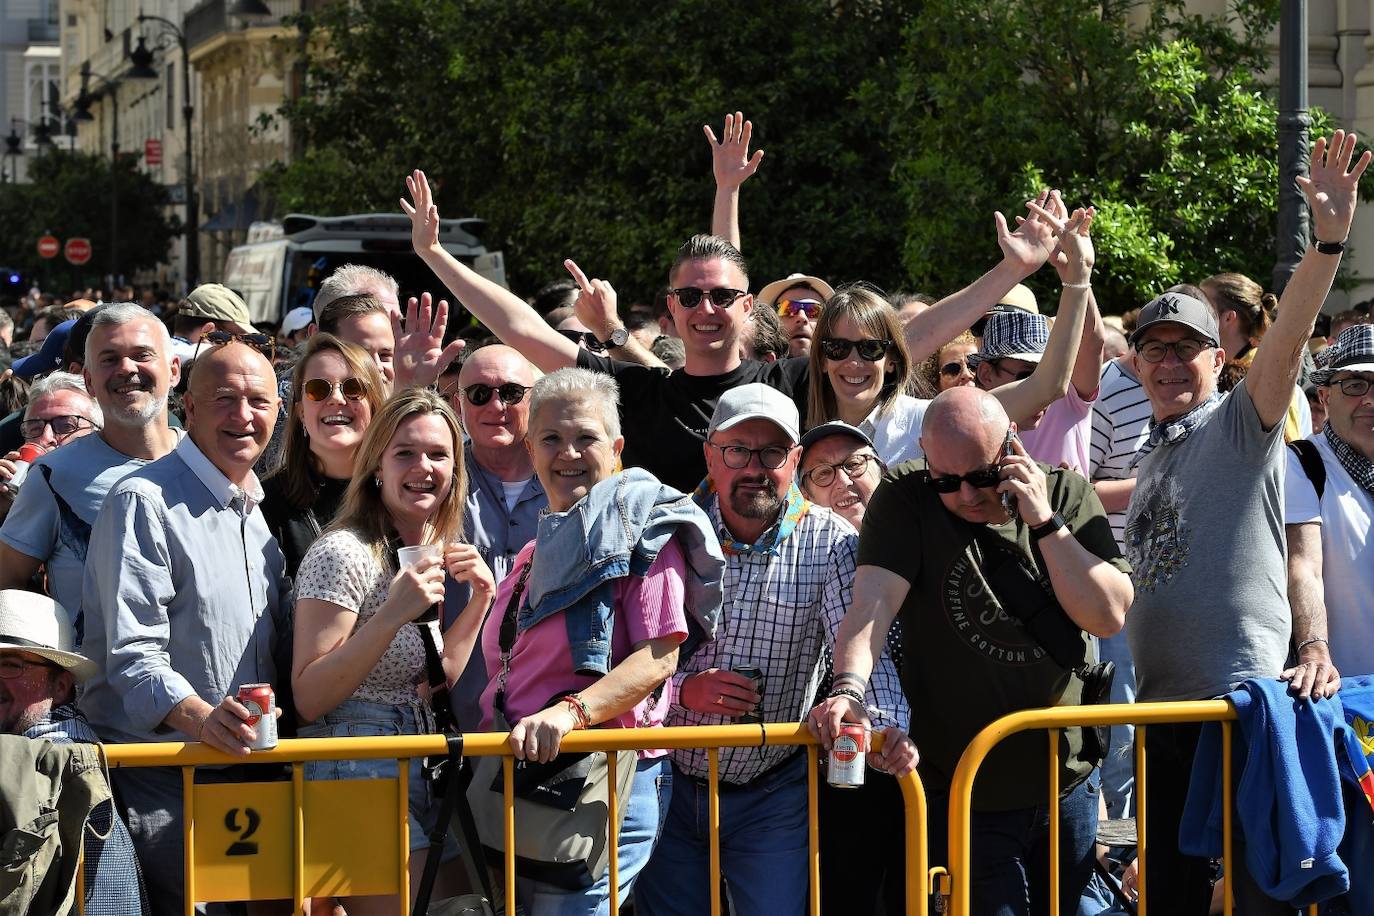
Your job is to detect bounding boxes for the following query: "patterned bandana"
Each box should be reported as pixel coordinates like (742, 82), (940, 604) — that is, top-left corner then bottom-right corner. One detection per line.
(1133, 391), (1224, 467)
(693, 477), (810, 555)
(1323, 421), (1374, 497)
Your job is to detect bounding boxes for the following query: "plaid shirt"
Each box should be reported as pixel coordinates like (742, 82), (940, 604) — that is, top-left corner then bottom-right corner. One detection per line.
(668, 495), (909, 784)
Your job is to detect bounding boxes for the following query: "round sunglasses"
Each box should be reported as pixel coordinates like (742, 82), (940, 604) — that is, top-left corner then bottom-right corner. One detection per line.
(302, 377), (367, 402)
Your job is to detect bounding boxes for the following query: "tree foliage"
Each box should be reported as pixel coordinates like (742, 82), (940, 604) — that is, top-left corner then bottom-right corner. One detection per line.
(263, 0), (1350, 312)
(0, 149), (180, 288)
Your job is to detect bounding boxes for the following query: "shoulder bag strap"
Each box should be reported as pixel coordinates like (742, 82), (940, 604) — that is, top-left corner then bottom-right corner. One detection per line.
(411, 734), (497, 915)
(1288, 439), (1327, 501)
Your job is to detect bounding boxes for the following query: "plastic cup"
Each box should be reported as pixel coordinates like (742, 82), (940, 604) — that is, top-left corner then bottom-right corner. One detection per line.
(397, 543), (441, 569)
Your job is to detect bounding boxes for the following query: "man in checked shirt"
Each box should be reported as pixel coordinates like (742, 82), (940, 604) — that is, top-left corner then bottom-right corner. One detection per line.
(635, 383), (915, 916)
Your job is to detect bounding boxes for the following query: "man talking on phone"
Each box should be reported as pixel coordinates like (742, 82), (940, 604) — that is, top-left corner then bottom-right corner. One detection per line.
(810, 383), (1133, 913)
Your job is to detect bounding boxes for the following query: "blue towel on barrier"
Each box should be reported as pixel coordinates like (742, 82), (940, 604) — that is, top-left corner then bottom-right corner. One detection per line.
(1180, 678), (1349, 906)
(1335, 675), (1374, 913)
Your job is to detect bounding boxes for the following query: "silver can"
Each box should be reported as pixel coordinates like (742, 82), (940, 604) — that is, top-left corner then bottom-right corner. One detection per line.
(827, 723), (868, 788)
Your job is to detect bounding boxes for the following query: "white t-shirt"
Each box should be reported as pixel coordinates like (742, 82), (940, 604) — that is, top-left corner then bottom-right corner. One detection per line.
(501, 477), (531, 512)
(859, 394), (928, 465)
(1283, 435), (1374, 677)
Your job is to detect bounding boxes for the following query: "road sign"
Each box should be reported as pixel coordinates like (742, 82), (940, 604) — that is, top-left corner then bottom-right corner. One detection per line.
(145, 139), (162, 166)
(37, 236), (59, 259)
(64, 237), (92, 266)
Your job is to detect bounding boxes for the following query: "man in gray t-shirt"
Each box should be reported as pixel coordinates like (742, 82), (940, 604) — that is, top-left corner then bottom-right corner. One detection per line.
(1122, 128), (1366, 914)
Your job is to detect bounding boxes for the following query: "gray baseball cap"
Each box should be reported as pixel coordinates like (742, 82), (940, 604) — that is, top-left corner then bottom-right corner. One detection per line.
(1129, 292), (1219, 347)
(708, 383), (800, 443)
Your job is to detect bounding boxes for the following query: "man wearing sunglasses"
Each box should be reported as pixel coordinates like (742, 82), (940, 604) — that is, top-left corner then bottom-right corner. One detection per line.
(0, 304), (183, 639)
(811, 386), (1131, 914)
(757, 273), (834, 359)
(0, 372), (102, 518)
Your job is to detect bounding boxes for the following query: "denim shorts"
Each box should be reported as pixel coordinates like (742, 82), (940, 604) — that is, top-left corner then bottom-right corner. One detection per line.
(298, 697), (458, 856)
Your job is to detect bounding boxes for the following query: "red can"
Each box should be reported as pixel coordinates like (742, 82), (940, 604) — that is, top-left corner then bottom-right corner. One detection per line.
(237, 683), (278, 750)
(827, 723), (868, 788)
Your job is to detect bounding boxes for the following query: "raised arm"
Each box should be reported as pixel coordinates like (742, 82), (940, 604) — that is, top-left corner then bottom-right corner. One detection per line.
(565, 259), (666, 369)
(705, 111), (764, 249)
(992, 204), (1097, 425)
(1249, 130), (1371, 429)
(903, 191), (1059, 364)
(402, 170), (579, 373)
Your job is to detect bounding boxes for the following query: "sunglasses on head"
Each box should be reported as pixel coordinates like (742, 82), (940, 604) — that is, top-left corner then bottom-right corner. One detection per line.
(193, 330), (276, 361)
(671, 287), (747, 309)
(776, 298), (823, 319)
(923, 465), (1003, 493)
(462, 382), (530, 407)
(20, 414), (99, 441)
(821, 337), (891, 362)
(558, 329), (606, 353)
(302, 377), (367, 402)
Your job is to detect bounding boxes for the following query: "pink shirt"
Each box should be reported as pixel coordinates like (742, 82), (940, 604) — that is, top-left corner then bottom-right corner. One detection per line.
(479, 537), (689, 758)
(1019, 386), (1095, 475)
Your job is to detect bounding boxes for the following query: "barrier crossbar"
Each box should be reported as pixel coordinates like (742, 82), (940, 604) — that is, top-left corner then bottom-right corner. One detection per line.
(94, 723), (930, 915)
(944, 700), (1321, 916)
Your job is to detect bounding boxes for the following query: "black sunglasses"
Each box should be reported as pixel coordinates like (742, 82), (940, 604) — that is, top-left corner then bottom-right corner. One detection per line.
(20, 414), (99, 441)
(193, 330), (276, 361)
(671, 287), (747, 309)
(923, 465), (1002, 493)
(302, 377), (367, 402)
(558, 329), (606, 353)
(462, 382), (530, 407)
(940, 359), (969, 377)
(821, 337), (891, 362)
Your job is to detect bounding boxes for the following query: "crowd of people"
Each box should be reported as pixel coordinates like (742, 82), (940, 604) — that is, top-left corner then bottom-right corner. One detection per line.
(0, 115), (1370, 916)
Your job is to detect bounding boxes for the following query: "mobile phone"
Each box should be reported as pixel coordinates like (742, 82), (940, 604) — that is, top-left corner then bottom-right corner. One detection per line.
(1000, 428), (1018, 518)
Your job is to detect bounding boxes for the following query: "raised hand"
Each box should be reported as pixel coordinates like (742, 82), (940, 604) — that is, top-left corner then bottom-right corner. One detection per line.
(996, 189), (1060, 278)
(1025, 198), (1096, 285)
(392, 291), (464, 389)
(400, 169), (443, 257)
(1298, 130), (1372, 244)
(704, 111), (764, 191)
(564, 259), (619, 337)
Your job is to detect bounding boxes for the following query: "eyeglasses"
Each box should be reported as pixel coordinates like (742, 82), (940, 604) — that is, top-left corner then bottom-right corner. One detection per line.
(558, 329), (606, 353)
(777, 298), (823, 319)
(707, 441), (794, 470)
(940, 359), (970, 377)
(1136, 338), (1211, 364)
(0, 656), (58, 679)
(462, 382), (531, 407)
(671, 287), (747, 309)
(20, 415), (99, 441)
(802, 453), (881, 489)
(923, 465), (1002, 493)
(987, 360), (1035, 382)
(1330, 376), (1373, 397)
(192, 330), (277, 361)
(821, 337), (891, 362)
(302, 377), (367, 402)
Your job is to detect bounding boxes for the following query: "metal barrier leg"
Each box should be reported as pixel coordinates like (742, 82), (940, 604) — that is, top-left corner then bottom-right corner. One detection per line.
(607, 752), (620, 916)
(708, 749), (722, 916)
(1047, 729), (1061, 916)
(399, 757), (411, 907)
(806, 745), (820, 916)
(183, 766), (196, 916)
(1222, 723), (1233, 916)
(1135, 724), (1147, 916)
(504, 757), (516, 911)
(292, 762), (304, 914)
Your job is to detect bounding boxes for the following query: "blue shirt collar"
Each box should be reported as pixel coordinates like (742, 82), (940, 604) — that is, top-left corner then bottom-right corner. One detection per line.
(176, 435), (263, 515)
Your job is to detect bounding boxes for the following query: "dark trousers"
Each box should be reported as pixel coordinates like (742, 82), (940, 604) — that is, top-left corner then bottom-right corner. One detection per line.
(818, 771), (906, 914)
(1139, 722), (1296, 916)
(926, 779), (1099, 916)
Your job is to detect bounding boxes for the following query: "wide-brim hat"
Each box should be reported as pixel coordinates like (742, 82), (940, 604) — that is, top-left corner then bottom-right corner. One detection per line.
(757, 274), (835, 307)
(709, 383), (800, 443)
(966, 309), (1049, 369)
(1311, 323), (1374, 385)
(0, 590), (97, 681)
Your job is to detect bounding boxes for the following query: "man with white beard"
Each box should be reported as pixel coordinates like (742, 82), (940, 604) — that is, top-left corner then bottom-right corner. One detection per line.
(0, 303), (182, 641)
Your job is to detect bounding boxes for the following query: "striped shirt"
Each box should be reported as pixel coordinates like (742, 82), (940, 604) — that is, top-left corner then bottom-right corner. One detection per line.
(667, 497), (908, 785)
(1089, 359), (1153, 550)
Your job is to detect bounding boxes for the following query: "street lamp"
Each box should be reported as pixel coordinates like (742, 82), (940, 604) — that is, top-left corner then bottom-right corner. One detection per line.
(128, 14), (199, 287)
(1274, 0), (1310, 296)
(73, 63), (123, 284)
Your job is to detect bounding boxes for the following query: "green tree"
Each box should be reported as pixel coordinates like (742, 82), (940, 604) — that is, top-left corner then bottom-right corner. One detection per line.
(0, 149), (180, 289)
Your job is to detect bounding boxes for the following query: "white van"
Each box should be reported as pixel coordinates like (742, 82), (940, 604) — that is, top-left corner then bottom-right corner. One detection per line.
(223, 212), (505, 327)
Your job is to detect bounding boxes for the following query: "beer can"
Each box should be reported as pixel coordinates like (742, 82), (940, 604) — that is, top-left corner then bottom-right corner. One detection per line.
(827, 723), (868, 788)
(733, 665), (765, 724)
(237, 683), (278, 750)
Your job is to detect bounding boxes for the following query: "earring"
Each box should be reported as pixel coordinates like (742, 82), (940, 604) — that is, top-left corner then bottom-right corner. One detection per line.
(374, 477), (382, 489)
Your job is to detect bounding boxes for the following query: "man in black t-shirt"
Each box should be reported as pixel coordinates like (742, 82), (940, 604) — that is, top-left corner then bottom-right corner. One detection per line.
(810, 386), (1133, 915)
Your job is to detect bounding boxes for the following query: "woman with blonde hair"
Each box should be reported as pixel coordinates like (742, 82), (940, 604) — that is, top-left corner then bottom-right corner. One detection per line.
(292, 388), (495, 913)
(919, 330), (978, 393)
(806, 284), (934, 464)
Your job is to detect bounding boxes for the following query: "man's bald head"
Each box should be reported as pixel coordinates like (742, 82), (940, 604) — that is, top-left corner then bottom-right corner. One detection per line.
(457, 344), (537, 389)
(454, 344), (538, 457)
(184, 342), (280, 486)
(186, 340), (275, 396)
(919, 387), (1017, 526)
(922, 386), (1011, 453)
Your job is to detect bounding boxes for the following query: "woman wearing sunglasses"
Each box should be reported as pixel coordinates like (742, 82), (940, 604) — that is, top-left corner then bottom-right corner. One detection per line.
(292, 388), (495, 913)
(920, 330), (978, 393)
(261, 334), (388, 577)
(806, 285), (936, 465)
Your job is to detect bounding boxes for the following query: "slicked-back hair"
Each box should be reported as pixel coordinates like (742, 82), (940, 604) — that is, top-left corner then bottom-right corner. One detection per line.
(315, 264), (398, 317)
(669, 234), (749, 289)
(318, 293), (386, 336)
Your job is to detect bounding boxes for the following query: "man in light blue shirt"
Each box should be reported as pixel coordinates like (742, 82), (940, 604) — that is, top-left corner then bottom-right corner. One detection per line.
(80, 339), (285, 915)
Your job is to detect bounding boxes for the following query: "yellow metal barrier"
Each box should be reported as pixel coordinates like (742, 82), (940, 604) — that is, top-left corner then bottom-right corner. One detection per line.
(944, 701), (1322, 916)
(94, 723), (930, 915)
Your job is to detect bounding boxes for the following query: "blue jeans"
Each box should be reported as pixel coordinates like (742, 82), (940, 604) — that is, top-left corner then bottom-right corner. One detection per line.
(297, 696), (457, 856)
(518, 756), (673, 916)
(634, 753), (809, 916)
(928, 779), (1100, 916)
(1096, 629), (1137, 818)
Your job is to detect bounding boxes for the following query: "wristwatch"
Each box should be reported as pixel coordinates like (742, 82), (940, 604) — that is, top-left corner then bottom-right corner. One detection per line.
(1029, 513), (1066, 541)
(599, 326), (630, 349)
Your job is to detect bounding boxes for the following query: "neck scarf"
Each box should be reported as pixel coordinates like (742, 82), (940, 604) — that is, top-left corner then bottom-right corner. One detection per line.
(1323, 421), (1374, 497)
(693, 477), (810, 555)
(1133, 391), (1224, 467)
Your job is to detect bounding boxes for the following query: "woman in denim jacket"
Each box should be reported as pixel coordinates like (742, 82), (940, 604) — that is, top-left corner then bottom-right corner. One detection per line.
(476, 367), (721, 916)
(291, 388), (496, 914)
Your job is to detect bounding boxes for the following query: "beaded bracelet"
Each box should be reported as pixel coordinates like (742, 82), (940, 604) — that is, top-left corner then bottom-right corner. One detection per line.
(827, 686), (866, 706)
(562, 693), (592, 730)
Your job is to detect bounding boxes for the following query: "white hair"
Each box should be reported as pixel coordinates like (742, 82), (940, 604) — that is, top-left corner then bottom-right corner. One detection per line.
(83, 302), (174, 367)
(26, 371), (103, 427)
(313, 265), (400, 319)
(528, 368), (621, 440)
